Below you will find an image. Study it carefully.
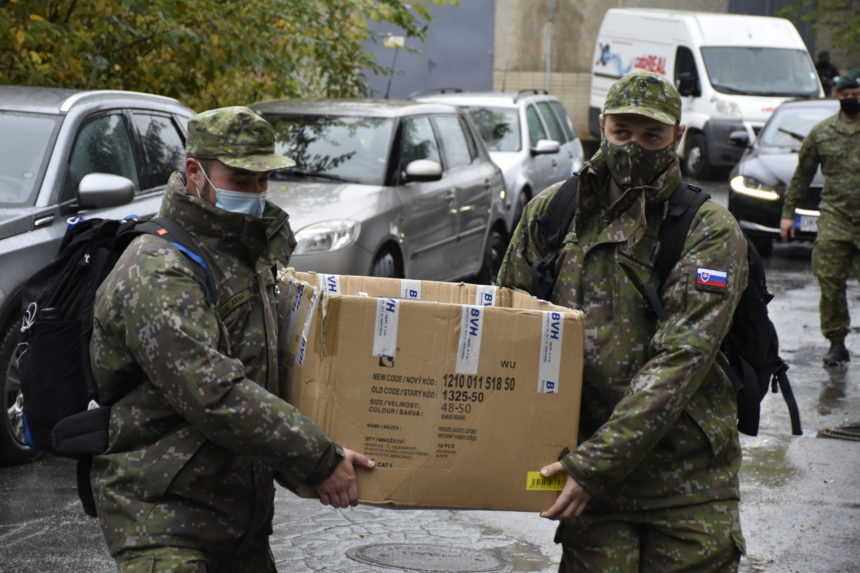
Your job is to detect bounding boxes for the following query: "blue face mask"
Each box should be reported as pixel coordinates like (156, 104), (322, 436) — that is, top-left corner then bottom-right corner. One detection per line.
(197, 163), (268, 217)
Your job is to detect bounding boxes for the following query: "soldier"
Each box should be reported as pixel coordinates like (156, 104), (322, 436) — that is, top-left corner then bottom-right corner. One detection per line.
(89, 106), (374, 572)
(780, 68), (860, 367)
(815, 51), (840, 96)
(497, 72), (748, 571)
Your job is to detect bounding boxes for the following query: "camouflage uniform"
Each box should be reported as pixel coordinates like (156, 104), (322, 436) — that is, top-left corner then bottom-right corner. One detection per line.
(497, 73), (747, 571)
(782, 70), (860, 345)
(90, 108), (338, 570)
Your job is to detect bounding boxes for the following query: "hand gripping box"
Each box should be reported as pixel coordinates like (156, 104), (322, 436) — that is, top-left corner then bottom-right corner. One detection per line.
(277, 270), (584, 511)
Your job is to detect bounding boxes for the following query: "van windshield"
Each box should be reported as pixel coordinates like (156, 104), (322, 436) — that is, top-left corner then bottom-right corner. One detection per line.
(701, 47), (819, 97)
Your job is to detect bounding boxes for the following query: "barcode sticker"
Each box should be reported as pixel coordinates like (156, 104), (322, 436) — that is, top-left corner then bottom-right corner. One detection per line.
(525, 471), (565, 491)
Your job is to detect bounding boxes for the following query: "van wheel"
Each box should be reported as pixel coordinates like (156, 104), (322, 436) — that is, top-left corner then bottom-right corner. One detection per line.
(684, 133), (712, 180)
(0, 321), (39, 466)
(477, 228), (508, 285)
(370, 248), (402, 278)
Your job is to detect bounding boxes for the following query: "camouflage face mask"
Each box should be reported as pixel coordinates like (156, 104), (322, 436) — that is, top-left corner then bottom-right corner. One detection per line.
(601, 138), (677, 190)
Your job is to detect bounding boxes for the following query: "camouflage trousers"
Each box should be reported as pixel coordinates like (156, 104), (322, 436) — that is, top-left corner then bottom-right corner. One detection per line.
(554, 500), (744, 573)
(812, 238), (860, 341)
(115, 539), (277, 573)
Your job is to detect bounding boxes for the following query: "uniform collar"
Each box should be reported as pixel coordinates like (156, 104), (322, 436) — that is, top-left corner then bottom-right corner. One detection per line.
(159, 171), (296, 264)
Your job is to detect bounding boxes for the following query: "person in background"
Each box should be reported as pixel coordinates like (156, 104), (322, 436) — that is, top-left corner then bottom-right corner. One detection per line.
(781, 69), (860, 367)
(815, 51), (840, 96)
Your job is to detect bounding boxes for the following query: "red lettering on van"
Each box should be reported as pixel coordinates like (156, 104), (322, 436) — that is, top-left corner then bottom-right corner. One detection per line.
(633, 55), (667, 75)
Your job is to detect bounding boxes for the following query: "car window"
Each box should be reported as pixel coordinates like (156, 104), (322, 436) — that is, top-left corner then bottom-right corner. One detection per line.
(467, 106), (521, 152)
(0, 112), (59, 206)
(131, 113), (185, 191)
(525, 105), (548, 147)
(399, 116), (441, 169)
(536, 102), (566, 143)
(64, 114), (139, 202)
(459, 115), (480, 161)
(758, 104), (837, 150)
(549, 101), (577, 141)
(434, 114), (472, 169)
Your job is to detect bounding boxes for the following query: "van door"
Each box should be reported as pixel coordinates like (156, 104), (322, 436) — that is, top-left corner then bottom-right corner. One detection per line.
(675, 45), (701, 113)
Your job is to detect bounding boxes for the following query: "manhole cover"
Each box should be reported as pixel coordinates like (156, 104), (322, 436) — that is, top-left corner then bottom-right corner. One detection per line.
(345, 543), (505, 572)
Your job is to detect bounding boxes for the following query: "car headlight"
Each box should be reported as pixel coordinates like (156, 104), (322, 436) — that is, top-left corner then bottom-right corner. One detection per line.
(729, 175), (779, 201)
(294, 220), (361, 254)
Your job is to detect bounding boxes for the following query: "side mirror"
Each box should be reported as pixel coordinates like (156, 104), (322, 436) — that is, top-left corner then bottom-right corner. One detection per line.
(677, 72), (701, 97)
(77, 173), (136, 209)
(531, 139), (560, 156)
(402, 159), (442, 183)
(728, 130), (750, 148)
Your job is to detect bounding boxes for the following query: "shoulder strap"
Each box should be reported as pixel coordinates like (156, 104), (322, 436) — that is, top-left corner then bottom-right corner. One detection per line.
(644, 183), (710, 320)
(533, 175), (579, 300)
(132, 217), (218, 306)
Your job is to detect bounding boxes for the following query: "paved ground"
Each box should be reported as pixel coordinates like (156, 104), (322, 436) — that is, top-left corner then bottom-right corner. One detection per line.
(2, 179), (859, 572)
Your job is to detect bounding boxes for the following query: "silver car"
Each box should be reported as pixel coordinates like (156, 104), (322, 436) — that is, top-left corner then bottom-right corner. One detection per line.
(250, 99), (508, 283)
(0, 86), (193, 465)
(413, 90), (585, 233)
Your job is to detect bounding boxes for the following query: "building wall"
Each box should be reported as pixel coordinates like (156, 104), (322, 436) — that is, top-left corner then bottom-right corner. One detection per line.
(363, 0), (495, 99)
(493, 0), (730, 140)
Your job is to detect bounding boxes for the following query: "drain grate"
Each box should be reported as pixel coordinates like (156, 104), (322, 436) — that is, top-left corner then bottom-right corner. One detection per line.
(345, 543), (506, 572)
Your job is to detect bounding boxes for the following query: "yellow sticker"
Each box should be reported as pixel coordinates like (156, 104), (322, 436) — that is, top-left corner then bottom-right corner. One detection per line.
(525, 471), (565, 491)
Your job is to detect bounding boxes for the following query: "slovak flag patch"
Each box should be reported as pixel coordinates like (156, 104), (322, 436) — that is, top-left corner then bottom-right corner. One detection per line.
(696, 268), (728, 290)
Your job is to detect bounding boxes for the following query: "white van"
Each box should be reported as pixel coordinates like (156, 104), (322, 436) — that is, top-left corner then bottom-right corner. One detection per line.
(589, 9), (823, 178)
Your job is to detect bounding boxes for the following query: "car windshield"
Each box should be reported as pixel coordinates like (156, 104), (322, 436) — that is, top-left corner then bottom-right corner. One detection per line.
(0, 112), (60, 206)
(701, 47), (820, 97)
(466, 106), (521, 152)
(265, 114), (395, 186)
(757, 104), (837, 150)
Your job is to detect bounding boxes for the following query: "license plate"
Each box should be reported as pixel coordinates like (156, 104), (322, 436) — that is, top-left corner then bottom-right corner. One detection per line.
(795, 214), (818, 233)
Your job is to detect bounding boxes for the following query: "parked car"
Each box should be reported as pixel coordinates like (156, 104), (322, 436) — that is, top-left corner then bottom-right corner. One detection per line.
(411, 89), (585, 233)
(0, 86), (194, 465)
(727, 98), (837, 256)
(249, 98), (508, 282)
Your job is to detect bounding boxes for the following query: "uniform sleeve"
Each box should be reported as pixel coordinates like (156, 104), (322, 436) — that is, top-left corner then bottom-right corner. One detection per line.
(496, 183), (562, 290)
(113, 244), (338, 484)
(782, 125), (820, 219)
(561, 204), (748, 496)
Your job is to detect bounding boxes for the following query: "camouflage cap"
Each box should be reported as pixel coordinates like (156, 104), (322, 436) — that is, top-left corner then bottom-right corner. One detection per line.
(835, 69), (860, 92)
(186, 106), (295, 172)
(603, 72), (682, 126)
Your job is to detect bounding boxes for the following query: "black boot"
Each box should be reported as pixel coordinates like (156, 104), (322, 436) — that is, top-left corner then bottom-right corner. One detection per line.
(823, 339), (850, 367)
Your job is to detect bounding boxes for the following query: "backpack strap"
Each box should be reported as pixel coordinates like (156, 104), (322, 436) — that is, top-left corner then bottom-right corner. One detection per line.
(533, 175), (579, 300)
(644, 183), (710, 320)
(132, 217), (218, 306)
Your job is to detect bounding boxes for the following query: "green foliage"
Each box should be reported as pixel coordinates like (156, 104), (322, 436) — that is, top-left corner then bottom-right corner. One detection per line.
(0, 0), (452, 110)
(778, 0), (860, 54)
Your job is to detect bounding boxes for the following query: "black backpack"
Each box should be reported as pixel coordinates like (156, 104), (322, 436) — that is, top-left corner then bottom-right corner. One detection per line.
(15, 215), (216, 514)
(532, 176), (802, 437)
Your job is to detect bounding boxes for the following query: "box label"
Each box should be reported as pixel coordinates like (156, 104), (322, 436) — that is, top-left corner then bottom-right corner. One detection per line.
(456, 305), (484, 374)
(538, 311), (563, 393)
(319, 273), (341, 295)
(400, 279), (422, 300)
(525, 471), (565, 491)
(372, 297), (400, 358)
(296, 290), (319, 366)
(475, 285), (497, 307)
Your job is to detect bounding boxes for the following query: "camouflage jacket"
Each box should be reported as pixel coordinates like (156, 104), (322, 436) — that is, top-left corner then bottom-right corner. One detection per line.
(90, 173), (339, 556)
(782, 113), (860, 241)
(497, 153), (748, 512)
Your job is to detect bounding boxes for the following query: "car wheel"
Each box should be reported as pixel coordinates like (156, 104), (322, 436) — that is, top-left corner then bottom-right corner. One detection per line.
(0, 320), (39, 466)
(684, 133), (712, 180)
(370, 248), (402, 278)
(749, 235), (773, 258)
(477, 227), (508, 285)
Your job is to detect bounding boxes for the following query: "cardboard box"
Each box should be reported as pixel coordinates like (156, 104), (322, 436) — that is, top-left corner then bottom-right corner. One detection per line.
(277, 270), (584, 511)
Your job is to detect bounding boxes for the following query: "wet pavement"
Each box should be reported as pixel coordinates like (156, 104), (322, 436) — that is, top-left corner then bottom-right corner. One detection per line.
(1, 180), (859, 572)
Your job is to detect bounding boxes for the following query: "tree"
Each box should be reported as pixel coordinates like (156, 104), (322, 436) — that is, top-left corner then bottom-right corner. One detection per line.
(0, 0), (452, 110)
(779, 0), (860, 59)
